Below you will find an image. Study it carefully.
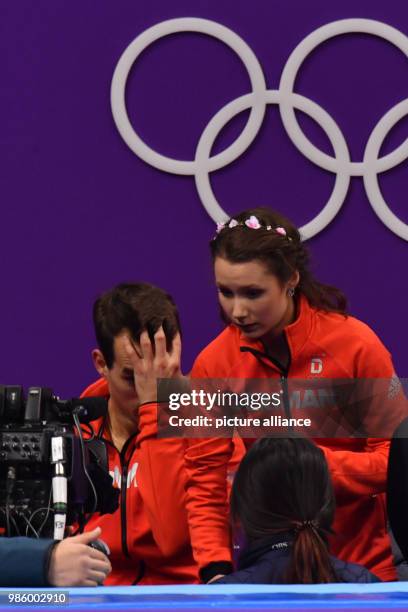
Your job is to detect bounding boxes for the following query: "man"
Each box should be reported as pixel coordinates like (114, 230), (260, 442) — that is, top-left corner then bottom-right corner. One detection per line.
(0, 527), (111, 587)
(80, 283), (198, 585)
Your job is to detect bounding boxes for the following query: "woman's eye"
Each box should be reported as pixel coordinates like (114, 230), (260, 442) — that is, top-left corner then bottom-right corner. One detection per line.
(218, 287), (233, 298)
(245, 289), (264, 299)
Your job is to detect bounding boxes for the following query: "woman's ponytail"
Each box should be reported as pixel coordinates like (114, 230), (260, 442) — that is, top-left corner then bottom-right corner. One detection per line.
(284, 523), (336, 584)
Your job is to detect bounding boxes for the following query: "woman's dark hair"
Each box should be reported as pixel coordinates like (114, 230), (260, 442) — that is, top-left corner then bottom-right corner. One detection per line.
(231, 437), (337, 584)
(211, 207), (347, 313)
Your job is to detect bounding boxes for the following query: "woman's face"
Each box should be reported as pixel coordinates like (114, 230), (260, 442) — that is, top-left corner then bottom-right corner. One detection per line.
(214, 257), (297, 339)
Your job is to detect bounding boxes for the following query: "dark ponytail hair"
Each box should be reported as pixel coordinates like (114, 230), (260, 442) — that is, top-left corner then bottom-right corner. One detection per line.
(231, 437), (338, 584)
(211, 207), (347, 314)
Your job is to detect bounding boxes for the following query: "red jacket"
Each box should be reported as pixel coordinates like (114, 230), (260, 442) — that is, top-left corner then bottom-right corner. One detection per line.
(81, 379), (199, 585)
(185, 296), (404, 581)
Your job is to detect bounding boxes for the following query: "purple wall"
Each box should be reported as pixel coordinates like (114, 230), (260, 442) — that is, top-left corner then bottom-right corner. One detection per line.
(0, 0), (407, 399)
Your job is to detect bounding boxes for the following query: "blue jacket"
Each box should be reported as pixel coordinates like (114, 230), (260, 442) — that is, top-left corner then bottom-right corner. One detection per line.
(0, 537), (56, 586)
(215, 533), (380, 584)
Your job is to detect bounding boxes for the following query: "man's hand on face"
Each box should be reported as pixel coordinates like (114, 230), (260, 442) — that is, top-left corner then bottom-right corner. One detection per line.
(124, 327), (182, 405)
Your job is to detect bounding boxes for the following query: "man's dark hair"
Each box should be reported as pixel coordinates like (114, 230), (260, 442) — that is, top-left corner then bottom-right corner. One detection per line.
(93, 283), (181, 368)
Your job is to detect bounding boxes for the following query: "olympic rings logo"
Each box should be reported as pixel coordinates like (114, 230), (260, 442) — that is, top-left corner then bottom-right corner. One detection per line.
(111, 18), (408, 241)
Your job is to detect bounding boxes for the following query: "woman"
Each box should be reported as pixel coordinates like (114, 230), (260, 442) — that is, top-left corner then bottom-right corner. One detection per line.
(215, 437), (379, 584)
(183, 207), (403, 583)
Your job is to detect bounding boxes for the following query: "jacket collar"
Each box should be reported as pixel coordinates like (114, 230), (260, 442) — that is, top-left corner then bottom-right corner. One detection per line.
(238, 531), (294, 570)
(238, 294), (315, 360)
(81, 379), (115, 442)
(81, 379), (139, 452)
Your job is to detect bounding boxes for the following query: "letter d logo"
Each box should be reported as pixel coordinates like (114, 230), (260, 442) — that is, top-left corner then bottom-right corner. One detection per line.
(311, 358), (323, 374)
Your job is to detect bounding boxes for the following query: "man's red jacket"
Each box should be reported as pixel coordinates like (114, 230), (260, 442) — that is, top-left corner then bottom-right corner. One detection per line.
(81, 379), (199, 585)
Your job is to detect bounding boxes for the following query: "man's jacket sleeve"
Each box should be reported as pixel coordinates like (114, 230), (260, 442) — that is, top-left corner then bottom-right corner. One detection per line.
(0, 537), (56, 586)
(136, 402), (194, 560)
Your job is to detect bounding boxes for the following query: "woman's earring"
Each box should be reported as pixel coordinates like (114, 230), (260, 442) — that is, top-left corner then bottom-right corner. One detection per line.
(287, 287), (295, 298)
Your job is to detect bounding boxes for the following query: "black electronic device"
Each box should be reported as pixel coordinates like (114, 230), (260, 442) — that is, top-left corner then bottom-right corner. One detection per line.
(0, 385), (118, 540)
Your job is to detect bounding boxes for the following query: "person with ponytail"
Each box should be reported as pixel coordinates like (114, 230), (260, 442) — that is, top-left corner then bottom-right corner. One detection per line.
(215, 438), (379, 584)
(183, 207), (403, 584)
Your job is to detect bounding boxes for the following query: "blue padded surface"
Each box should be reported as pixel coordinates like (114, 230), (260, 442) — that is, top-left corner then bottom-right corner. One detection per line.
(2, 583), (408, 610)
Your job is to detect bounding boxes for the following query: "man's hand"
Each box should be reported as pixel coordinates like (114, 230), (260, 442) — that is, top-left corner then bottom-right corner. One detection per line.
(47, 527), (111, 587)
(125, 327), (182, 405)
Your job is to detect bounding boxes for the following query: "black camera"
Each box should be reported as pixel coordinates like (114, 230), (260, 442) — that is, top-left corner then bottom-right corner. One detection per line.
(0, 385), (119, 539)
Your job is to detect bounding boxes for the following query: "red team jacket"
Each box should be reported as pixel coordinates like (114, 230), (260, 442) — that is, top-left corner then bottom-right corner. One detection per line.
(185, 296), (405, 581)
(81, 379), (199, 585)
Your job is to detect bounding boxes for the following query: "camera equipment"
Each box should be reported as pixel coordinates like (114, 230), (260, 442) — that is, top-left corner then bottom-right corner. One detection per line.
(0, 385), (119, 540)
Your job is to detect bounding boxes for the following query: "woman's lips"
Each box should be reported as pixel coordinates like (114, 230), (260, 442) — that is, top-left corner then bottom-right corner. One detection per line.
(236, 323), (259, 333)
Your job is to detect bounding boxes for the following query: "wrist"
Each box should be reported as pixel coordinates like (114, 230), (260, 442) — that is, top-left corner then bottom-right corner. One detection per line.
(136, 390), (157, 405)
(138, 400), (157, 408)
(200, 561), (233, 584)
(138, 401), (158, 436)
(45, 541), (60, 586)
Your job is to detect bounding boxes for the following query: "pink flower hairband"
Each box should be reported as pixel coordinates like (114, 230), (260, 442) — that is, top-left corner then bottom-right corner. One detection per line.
(216, 215), (292, 240)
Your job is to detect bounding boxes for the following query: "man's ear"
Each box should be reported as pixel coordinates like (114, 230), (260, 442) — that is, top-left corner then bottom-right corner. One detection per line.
(92, 349), (109, 378)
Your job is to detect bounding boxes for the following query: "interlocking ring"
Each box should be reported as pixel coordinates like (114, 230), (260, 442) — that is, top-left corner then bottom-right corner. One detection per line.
(194, 90), (350, 233)
(111, 18), (266, 175)
(111, 17), (408, 241)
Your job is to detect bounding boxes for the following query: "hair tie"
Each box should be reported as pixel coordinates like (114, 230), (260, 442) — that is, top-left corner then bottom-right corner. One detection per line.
(293, 519), (318, 534)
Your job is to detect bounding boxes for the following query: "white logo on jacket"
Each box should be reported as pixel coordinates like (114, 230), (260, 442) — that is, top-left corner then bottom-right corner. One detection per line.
(109, 462), (139, 489)
(311, 358), (323, 375)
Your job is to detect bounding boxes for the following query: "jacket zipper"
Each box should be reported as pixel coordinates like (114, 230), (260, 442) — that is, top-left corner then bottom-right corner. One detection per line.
(118, 438), (146, 582)
(120, 462), (129, 557)
(96, 428), (136, 559)
(94, 415), (144, 582)
(240, 337), (292, 420)
(119, 436), (137, 558)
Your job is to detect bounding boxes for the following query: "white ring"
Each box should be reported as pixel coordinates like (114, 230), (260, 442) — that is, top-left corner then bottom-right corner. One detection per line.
(111, 17), (267, 175)
(194, 90), (350, 238)
(364, 98), (408, 241)
(111, 17), (408, 241)
(279, 18), (408, 175)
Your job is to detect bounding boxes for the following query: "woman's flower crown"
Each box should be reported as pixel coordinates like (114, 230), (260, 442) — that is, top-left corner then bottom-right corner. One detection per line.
(215, 215), (292, 240)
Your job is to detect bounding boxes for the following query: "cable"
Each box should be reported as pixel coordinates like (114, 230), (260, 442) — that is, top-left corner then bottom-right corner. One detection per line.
(10, 514), (19, 536)
(36, 488), (53, 536)
(5, 504), (10, 537)
(5, 467), (16, 537)
(27, 508), (49, 532)
(74, 413), (98, 515)
(0, 507), (19, 536)
(27, 490), (53, 537)
(81, 422), (95, 441)
(22, 514), (39, 538)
